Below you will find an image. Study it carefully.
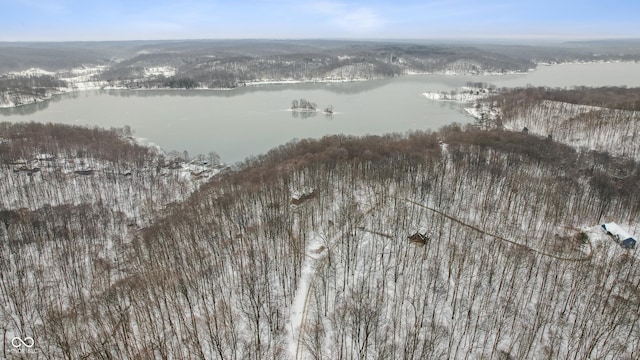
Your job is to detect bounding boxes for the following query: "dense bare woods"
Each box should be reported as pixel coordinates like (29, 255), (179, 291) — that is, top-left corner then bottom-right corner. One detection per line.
(0, 75), (67, 93)
(491, 86), (640, 112)
(2, 121), (639, 358)
(0, 122), (154, 164)
(97, 43), (533, 90)
(484, 87), (640, 161)
(0, 75), (69, 107)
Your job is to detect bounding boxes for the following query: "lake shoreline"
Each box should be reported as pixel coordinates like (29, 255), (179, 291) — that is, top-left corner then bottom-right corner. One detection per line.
(3, 61), (640, 164)
(2, 60), (639, 109)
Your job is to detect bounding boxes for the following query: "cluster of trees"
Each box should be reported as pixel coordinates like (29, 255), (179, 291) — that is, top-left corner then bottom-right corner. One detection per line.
(99, 54), (403, 90)
(161, 76), (199, 89)
(0, 75), (68, 106)
(485, 86), (640, 160)
(465, 81), (496, 91)
(476, 40), (640, 65)
(0, 122), (215, 224)
(291, 99), (317, 111)
(0, 122), (155, 167)
(0, 75), (67, 92)
(394, 46), (534, 74)
(2, 123), (640, 358)
(541, 86), (640, 111)
(490, 86), (640, 112)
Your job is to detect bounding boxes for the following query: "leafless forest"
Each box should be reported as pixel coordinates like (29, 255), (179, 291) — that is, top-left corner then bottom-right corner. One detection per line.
(484, 87), (640, 160)
(2, 88), (640, 360)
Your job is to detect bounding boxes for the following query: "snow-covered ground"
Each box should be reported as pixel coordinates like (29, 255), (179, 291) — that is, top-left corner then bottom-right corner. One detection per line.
(2, 128), (640, 358)
(0, 134), (222, 223)
(499, 99), (640, 160)
(5, 67), (57, 77)
(286, 233), (328, 358)
(0, 66), (105, 107)
(143, 66), (176, 77)
(423, 86), (502, 125)
(423, 86), (496, 102)
(0, 65), (175, 108)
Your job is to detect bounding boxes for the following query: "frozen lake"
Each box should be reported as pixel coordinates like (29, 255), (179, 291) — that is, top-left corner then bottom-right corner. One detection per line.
(3, 62), (640, 164)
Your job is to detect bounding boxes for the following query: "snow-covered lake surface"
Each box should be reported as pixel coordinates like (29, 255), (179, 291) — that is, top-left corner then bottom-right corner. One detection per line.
(2, 62), (640, 164)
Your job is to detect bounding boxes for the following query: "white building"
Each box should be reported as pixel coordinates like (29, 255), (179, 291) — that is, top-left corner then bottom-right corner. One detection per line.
(602, 222), (637, 249)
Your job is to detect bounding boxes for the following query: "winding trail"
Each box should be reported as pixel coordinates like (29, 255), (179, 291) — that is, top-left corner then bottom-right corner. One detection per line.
(404, 198), (593, 262)
(293, 205), (375, 360)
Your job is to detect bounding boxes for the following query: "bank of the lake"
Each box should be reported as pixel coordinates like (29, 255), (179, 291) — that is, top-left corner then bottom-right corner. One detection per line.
(2, 62), (640, 164)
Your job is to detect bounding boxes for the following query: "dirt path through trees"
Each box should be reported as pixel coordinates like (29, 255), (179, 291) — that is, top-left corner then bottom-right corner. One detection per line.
(295, 204), (376, 360)
(404, 198), (593, 262)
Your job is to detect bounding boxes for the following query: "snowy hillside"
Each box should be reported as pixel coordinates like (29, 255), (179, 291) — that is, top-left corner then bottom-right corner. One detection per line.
(2, 124), (639, 359)
(480, 87), (640, 161)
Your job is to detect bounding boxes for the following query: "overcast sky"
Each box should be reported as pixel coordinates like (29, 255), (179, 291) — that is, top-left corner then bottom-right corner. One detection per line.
(2, 0), (639, 41)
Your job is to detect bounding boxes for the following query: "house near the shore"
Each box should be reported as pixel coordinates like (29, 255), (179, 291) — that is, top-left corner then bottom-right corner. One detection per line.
(601, 222), (637, 249)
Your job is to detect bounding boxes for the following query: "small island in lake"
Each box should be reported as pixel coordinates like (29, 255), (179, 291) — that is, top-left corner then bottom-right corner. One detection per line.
(291, 99), (334, 116)
(291, 98), (317, 112)
(324, 105), (334, 114)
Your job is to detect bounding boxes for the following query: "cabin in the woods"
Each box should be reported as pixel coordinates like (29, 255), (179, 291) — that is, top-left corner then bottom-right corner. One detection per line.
(408, 227), (428, 246)
(602, 222), (637, 249)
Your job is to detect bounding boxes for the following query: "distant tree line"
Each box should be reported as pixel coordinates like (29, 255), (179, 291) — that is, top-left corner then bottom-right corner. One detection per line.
(0, 75), (67, 98)
(94, 43), (540, 89)
(162, 77), (198, 89)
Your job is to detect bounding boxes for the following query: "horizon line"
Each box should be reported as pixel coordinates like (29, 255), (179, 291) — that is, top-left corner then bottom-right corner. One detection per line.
(2, 36), (640, 44)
